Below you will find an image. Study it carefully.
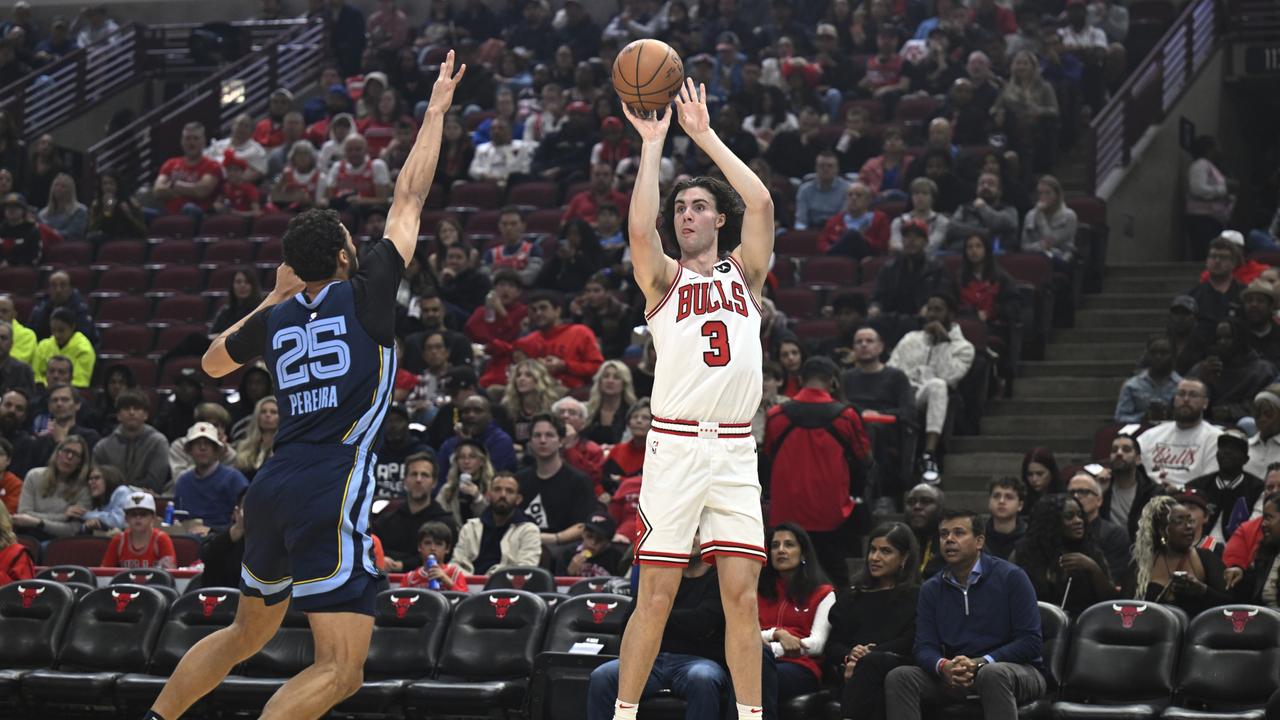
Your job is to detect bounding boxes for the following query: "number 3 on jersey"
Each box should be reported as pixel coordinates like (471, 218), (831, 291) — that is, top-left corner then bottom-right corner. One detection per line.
(274, 317), (351, 390)
(701, 320), (731, 367)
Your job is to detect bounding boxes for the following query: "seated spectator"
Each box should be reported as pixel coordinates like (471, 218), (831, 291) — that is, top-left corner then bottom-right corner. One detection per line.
(759, 523), (836, 702)
(375, 452), (455, 573)
(1013, 493), (1116, 616)
(28, 356), (75, 433)
(254, 88), (296, 151)
(1020, 174), (1077, 269)
(206, 113), (268, 183)
(995, 52), (1059, 174)
(320, 134), (391, 212)
(84, 364), (135, 438)
(1187, 233), (1246, 339)
(154, 370), (202, 443)
(564, 162), (630, 226)
(37, 173), (87, 242)
(32, 309), (93, 388)
(167, 402), (235, 479)
(101, 492), (176, 569)
(1068, 470), (1133, 577)
(0, 389), (33, 478)
(0, 437), (21, 513)
(1178, 491), (1219, 552)
(1239, 490), (1280, 607)
(358, 87), (414, 159)
(859, 126), (915, 200)
(905, 483), (946, 579)
(198, 489), (245, 588)
(841, 326), (916, 509)
(585, 360), (637, 446)
(270, 140), (321, 214)
(501, 360), (565, 448)
(538, 220), (607, 294)
(511, 290), (605, 390)
(1241, 280), (1280, 364)
(1101, 433), (1159, 540)
(766, 104), (828, 181)
(886, 508), (1047, 717)
(92, 389), (172, 493)
(0, 192), (41, 265)
(28, 383), (99, 465)
(530, 101), (596, 186)
(743, 85), (796, 153)
(465, 274), (526, 384)
(825, 522), (919, 720)
(210, 269), (264, 336)
(80, 463), (129, 533)
(452, 471), (542, 575)
(437, 394), (518, 481)
(437, 242), (491, 314)
(1189, 319), (1276, 424)
(523, 83), (568, 145)
(212, 151), (262, 218)
(819, 182), (890, 258)
(469, 116), (537, 187)
(0, 295), (36, 369)
(153, 122), (222, 219)
(1248, 389), (1280, 482)
(25, 134), (66, 211)
(1185, 428), (1265, 544)
(33, 16), (77, 64)
(776, 336), (806, 398)
(72, 5), (118, 48)
(553, 395), (604, 491)
(173, 422), (249, 533)
(833, 106), (880, 176)
(984, 476), (1027, 559)
(752, 362), (789, 450)
(87, 170), (147, 241)
(955, 232), (1020, 347)
(947, 171), (1020, 253)
(571, 272), (633, 359)
(0, 502), (34, 583)
(1116, 336), (1182, 423)
(554, 512), (624, 577)
(603, 399), (652, 487)
(231, 396), (277, 483)
(870, 220), (954, 332)
(0, 322), (31, 402)
(914, 149), (966, 216)
(400, 521), (469, 591)
(12, 435), (91, 539)
(1166, 295), (1210, 376)
(887, 293), (975, 480)
(794, 151), (851, 231)
(403, 329), (454, 423)
(517, 413), (599, 556)
(1022, 447), (1065, 515)
(1123, 496), (1231, 616)
(859, 24), (911, 105)
(316, 112), (357, 172)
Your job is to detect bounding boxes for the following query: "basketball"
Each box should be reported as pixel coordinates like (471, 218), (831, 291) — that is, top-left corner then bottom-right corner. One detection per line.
(612, 39), (685, 114)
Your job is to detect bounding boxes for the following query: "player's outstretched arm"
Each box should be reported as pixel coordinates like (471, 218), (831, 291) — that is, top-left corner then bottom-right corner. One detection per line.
(621, 103), (678, 306)
(202, 264), (304, 377)
(673, 78), (774, 295)
(385, 50), (466, 267)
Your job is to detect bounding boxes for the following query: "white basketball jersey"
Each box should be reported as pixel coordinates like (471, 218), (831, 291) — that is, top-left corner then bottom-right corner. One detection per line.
(646, 255), (763, 424)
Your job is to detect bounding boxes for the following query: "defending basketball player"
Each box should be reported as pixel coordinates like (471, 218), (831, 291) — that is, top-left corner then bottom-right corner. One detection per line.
(142, 53), (464, 720)
(613, 78), (775, 720)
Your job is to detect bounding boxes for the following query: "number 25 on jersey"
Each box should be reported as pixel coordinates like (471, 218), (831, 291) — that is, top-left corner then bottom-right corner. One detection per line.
(273, 317), (351, 390)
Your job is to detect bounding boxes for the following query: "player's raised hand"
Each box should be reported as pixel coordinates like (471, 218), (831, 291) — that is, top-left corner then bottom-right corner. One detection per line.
(673, 77), (711, 138)
(426, 50), (467, 115)
(270, 263), (306, 299)
(621, 101), (672, 143)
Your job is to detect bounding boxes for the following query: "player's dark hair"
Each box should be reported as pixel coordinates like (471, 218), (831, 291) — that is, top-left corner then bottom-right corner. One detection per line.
(418, 520), (455, 547)
(988, 475), (1027, 502)
(661, 176), (744, 255)
(758, 522), (830, 605)
(529, 412), (565, 438)
(115, 388), (149, 413)
(282, 208), (349, 281)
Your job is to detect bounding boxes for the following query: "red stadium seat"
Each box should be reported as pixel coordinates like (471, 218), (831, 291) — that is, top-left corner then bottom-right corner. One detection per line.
(57, 266), (94, 294)
(202, 239), (255, 266)
(104, 357), (157, 388)
(775, 230), (821, 256)
(0, 266), (38, 295)
(448, 181), (502, 210)
(169, 535), (201, 567)
(799, 256), (858, 288)
(894, 95), (940, 123)
(204, 265), (243, 296)
(41, 241), (92, 267)
(92, 266), (147, 296)
(997, 253), (1052, 286)
(420, 210), (460, 237)
(425, 182), (447, 209)
(95, 240), (147, 266)
(465, 210), (502, 237)
(148, 240), (200, 266)
(249, 213), (292, 239)
(860, 255), (892, 288)
(524, 208), (563, 235)
(256, 239), (283, 266)
(158, 356), (203, 387)
(955, 317), (988, 352)
(42, 536), (110, 567)
(98, 325), (154, 357)
(506, 181), (559, 209)
(150, 266), (204, 296)
(150, 294), (208, 326)
(149, 214), (197, 239)
(793, 319), (838, 341)
(773, 255), (797, 288)
(1065, 196), (1107, 230)
(773, 287), (819, 318)
(96, 296), (151, 326)
(198, 214), (249, 239)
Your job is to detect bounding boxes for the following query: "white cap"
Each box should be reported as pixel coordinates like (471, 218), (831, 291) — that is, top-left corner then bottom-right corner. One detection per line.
(183, 421), (225, 450)
(1219, 230), (1245, 248)
(123, 491), (156, 514)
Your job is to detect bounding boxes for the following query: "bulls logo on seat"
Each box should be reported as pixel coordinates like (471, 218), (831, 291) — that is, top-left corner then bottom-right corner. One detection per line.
(17, 584), (45, 608)
(1223, 608), (1259, 633)
(586, 600), (618, 624)
(52, 570), (74, 582)
(489, 594), (519, 619)
(585, 581), (607, 593)
(1113, 603), (1147, 628)
(197, 593), (228, 617)
(508, 572), (532, 590)
(129, 572), (153, 584)
(111, 589), (142, 613)
(389, 593), (420, 619)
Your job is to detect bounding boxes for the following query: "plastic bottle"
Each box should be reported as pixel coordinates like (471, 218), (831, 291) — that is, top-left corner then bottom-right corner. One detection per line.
(426, 554), (440, 590)
(164, 501), (176, 525)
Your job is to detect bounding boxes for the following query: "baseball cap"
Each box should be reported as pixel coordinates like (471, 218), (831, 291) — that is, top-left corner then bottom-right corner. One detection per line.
(123, 491), (157, 514)
(816, 23), (838, 38)
(584, 513), (617, 538)
(183, 421), (225, 450)
(1, 192), (26, 208)
(1218, 229), (1245, 248)
(1242, 279), (1277, 304)
(444, 366), (478, 392)
(364, 71), (389, 89)
(1218, 428), (1249, 452)
(1169, 295), (1198, 314)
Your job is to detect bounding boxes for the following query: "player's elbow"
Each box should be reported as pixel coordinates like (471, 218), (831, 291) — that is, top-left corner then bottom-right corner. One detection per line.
(201, 349), (234, 379)
(743, 190), (774, 213)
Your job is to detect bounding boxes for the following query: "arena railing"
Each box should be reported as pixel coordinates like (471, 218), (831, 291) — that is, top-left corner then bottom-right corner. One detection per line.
(1086, 0), (1219, 193)
(86, 19), (328, 198)
(0, 18), (311, 143)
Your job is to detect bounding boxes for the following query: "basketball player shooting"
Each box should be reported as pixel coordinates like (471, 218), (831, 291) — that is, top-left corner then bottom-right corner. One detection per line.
(613, 78), (775, 720)
(142, 52), (464, 720)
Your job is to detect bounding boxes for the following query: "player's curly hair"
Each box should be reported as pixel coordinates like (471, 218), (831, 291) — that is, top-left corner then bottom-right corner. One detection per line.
(660, 176), (744, 255)
(282, 208), (349, 281)
(1132, 495), (1179, 599)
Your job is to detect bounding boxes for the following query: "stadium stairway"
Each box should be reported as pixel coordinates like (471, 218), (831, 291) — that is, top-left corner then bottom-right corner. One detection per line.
(940, 261), (1203, 511)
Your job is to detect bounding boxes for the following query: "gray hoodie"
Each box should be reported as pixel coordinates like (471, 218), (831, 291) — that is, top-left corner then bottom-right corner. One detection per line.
(92, 422), (172, 493)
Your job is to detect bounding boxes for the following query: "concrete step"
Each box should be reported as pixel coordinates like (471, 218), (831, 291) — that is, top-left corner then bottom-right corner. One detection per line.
(987, 397), (1118, 416)
(1075, 308), (1168, 328)
(1038, 342), (1145, 362)
(949, 435), (1094, 453)
(1013, 375), (1125, 397)
(933, 489), (990, 511)
(1054, 327), (1160, 344)
(1083, 293), (1177, 310)
(943, 452), (1090, 476)
(981, 414), (1110, 436)
(1107, 263), (1204, 278)
(1100, 277), (1193, 295)
(1018, 360), (1134, 377)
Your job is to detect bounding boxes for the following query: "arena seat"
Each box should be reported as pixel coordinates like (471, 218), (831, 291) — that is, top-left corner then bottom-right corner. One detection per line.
(58, 265), (95, 295)
(506, 180), (560, 209)
(800, 256), (859, 288)
(97, 325), (154, 359)
(1052, 600), (1183, 718)
(94, 240), (147, 266)
(91, 265), (148, 297)
(148, 239), (200, 266)
(249, 212), (292, 239)
(96, 296), (151, 328)
(202, 238), (255, 266)
(148, 265), (204, 296)
(541, 593), (631, 656)
(113, 588), (240, 715)
(36, 565), (96, 586)
(438, 590), (468, 606)
(210, 603), (314, 709)
(484, 565), (556, 593)
(425, 182), (447, 209)
(170, 535), (201, 567)
(333, 588), (452, 715)
(104, 357), (157, 389)
(772, 254), (797, 287)
(0, 580), (76, 710)
(775, 229), (822, 256)
(1161, 605), (1280, 719)
(256, 238), (283, 266)
(0, 266), (38, 295)
(526, 652), (616, 720)
(774, 287), (819, 319)
(42, 536), (110, 567)
(566, 577), (616, 596)
(525, 207), (565, 235)
(793, 319), (839, 343)
(198, 214), (249, 240)
(41, 241), (92, 267)
(149, 324), (208, 361)
(149, 294), (208, 326)
(464, 209), (502, 238)
(64, 582), (96, 601)
(448, 181), (503, 211)
(539, 592), (566, 611)
(148, 215), (197, 240)
(404, 589), (550, 717)
(20, 584), (167, 710)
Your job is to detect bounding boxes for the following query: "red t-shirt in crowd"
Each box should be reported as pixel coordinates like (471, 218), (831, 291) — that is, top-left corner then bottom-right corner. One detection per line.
(562, 189), (630, 226)
(609, 474), (643, 545)
(401, 562), (469, 591)
(604, 440), (645, 480)
(157, 155), (223, 214)
(253, 118), (285, 148)
(864, 54), (905, 90)
(221, 181), (261, 213)
(0, 471), (21, 514)
(510, 323), (605, 389)
(102, 528), (177, 569)
(0, 543), (35, 584)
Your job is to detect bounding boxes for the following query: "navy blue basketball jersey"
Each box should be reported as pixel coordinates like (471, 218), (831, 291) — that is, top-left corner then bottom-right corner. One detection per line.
(226, 238), (404, 450)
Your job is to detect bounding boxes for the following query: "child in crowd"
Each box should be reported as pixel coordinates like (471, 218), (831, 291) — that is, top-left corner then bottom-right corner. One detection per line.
(556, 514), (624, 577)
(0, 438), (20, 514)
(214, 151), (262, 218)
(100, 492), (177, 569)
(401, 521), (469, 590)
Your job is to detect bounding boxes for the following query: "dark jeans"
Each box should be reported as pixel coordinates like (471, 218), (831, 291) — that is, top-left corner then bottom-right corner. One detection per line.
(587, 649), (780, 720)
(840, 651), (910, 720)
(775, 660), (820, 702)
(885, 662), (1046, 720)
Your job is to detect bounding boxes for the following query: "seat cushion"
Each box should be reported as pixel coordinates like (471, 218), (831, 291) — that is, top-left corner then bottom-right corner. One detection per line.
(406, 677), (527, 713)
(1161, 709), (1265, 720)
(333, 679), (407, 713)
(783, 690), (832, 720)
(637, 693), (689, 720)
(211, 675), (287, 706)
(21, 670), (121, 702)
(1053, 701), (1162, 719)
(0, 669), (28, 699)
(114, 673), (171, 701)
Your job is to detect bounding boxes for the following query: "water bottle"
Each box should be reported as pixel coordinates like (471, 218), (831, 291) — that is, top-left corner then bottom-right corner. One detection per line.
(426, 554), (440, 590)
(164, 501), (175, 525)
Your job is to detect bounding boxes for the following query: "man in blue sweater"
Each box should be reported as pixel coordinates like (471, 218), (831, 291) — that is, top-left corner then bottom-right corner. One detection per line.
(886, 508), (1046, 719)
(172, 422), (249, 531)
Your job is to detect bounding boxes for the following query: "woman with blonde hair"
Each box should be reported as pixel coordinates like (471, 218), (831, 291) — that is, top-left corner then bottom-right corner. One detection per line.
(233, 397), (278, 482)
(439, 439), (494, 525)
(11, 435), (93, 539)
(39, 172), (89, 242)
(1122, 495), (1231, 616)
(0, 503), (35, 583)
(585, 360), (637, 445)
(502, 359), (567, 446)
(994, 50), (1059, 173)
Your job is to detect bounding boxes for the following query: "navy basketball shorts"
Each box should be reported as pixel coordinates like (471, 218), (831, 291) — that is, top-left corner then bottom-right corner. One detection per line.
(240, 442), (381, 615)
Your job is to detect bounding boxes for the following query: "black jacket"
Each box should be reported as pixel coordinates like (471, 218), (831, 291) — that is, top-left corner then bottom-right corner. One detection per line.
(872, 254), (954, 317)
(1100, 469), (1162, 540)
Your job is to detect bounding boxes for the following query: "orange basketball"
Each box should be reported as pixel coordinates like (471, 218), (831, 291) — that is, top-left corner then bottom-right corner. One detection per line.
(612, 39), (685, 114)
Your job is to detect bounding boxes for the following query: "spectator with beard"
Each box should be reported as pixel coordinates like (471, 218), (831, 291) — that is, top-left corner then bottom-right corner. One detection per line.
(833, 106), (881, 177)
(1240, 280), (1280, 364)
(984, 476), (1027, 560)
(453, 471), (542, 575)
(1248, 387), (1280, 479)
(28, 384), (99, 466)
(1116, 336), (1182, 423)
(372, 406), (430, 499)
(947, 171), (1020, 252)
(818, 182), (891, 259)
(0, 390), (32, 477)
(375, 452), (455, 573)
(1067, 471), (1132, 579)
(564, 163), (630, 226)
(1100, 433), (1161, 540)
(28, 356), (73, 433)
(1188, 319), (1276, 424)
(1012, 493), (1116, 616)
(1185, 429), (1266, 544)
(437, 395), (517, 481)
(1187, 234), (1245, 339)
(905, 483), (946, 579)
(1138, 378), (1223, 491)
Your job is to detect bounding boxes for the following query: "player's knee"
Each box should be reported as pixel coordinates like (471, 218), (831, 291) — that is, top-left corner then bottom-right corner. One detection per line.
(719, 584), (758, 615)
(326, 662), (364, 700)
(635, 586), (678, 617)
